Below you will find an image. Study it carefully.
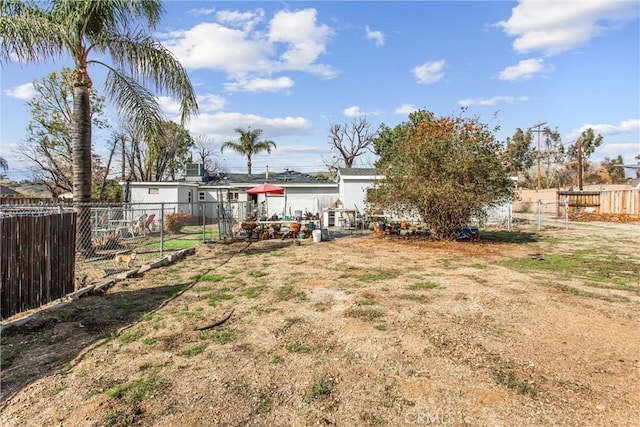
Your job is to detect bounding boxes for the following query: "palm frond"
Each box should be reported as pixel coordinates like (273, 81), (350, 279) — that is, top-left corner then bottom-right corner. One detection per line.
(102, 66), (164, 142)
(102, 31), (198, 124)
(0, 1), (65, 64)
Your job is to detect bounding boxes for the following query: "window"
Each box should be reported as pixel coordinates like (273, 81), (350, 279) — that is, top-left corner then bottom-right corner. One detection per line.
(228, 191), (239, 201)
(198, 191), (206, 201)
(148, 188), (159, 195)
(188, 191), (192, 203)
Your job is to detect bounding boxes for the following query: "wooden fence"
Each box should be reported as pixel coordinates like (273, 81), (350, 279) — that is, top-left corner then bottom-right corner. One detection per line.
(1, 212), (76, 319)
(599, 189), (640, 216)
(557, 189), (639, 217)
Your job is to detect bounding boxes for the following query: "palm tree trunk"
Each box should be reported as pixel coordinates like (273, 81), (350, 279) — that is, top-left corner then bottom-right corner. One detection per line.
(72, 83), (93, 255)
(247, 155), (252, 178)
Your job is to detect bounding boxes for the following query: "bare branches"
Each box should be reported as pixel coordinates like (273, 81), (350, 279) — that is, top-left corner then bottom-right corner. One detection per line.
(327, 117), (376, 168)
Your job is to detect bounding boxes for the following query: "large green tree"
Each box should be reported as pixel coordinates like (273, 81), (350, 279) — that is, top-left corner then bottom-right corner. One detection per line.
(371, 110), (514, 240)
(1, 0), (198, 254)
(598, 155), (626, 184)
(374, 110), (434, 167)
(503, 127), (535, 185)
(221, 127), (276, 178)
(19, 67), (110, 197)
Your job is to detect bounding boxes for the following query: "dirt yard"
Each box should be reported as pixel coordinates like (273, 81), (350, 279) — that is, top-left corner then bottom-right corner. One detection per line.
(1, 221), (639, 426)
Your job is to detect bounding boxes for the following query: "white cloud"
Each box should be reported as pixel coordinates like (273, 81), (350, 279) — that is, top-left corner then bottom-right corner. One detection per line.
(225, 76), (294, 93)
(458, 95), (529, 107)
(412, 60), (445, 84)
(365, 26), (385, 46)
(216, 9), (265, 32)
(394, 104), (418, 115)
(343, 106), (364, 117)
(158, 93), (226, 115)
(498, 58), (551, 81)
(3, 82), (36, 100)
(268, 8), (336, 78)
(567, 118), (640, 140)
(161, 7), (335, 79)
(161, 23), (274, 73)
(186, 112), (312, 140)
(497, 0), (639, 56)
(187, 7), (216, 16)
(342, 106), (382, 117)
(197, 94), (227, 112)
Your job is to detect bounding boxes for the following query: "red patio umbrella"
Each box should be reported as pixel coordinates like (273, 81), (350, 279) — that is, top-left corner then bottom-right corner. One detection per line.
(246, 182), (285, 217)
(246, 182), (285, 195)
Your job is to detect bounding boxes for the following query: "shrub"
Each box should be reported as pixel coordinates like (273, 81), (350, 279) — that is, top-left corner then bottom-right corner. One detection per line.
(164, 212), (192, 233)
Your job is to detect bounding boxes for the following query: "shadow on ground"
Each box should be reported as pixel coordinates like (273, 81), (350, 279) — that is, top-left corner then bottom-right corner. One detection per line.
(0, 282), (192, 404)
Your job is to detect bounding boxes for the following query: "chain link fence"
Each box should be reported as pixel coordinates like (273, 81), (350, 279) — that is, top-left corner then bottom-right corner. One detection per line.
(483, 198), (569, 232)
(1, 200), (253, 285)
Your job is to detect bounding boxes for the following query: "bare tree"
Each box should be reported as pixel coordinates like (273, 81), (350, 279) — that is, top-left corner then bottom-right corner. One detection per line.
(327, 117), (377, 169)
(193, 135), (224, 173)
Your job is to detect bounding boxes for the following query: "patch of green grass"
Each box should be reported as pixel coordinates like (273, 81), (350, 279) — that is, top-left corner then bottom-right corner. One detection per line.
(213, 329), (234, 345)
(308, 374), (334, 399)
(190, 273), (223, 283)
(105, 376), (168, 402)
(286, 342), (310, 353)
(257, 396), (273, 414)
(553, 283), (629, 302)
(149, 239), (200, 250)
(361, 298), (376, 306)
(491, 366), (537, 396)
(374, 323), (387, 331)
(344, 307), (385, 322)
(274, 284), (306, 301)
(356, 270), (399, 282)
(119, 332), (137, 344)
(360, 412), (384, 426)
(249, 270), (267, 278)
(469, 263), (487, 269)
(408, 281), (439, 291)
(181, 344), (207, 357)
(143, 337), (157, 346)
(207, 290), (235, 307)
(501, 251), (640, 290)
(243, 285), (267, 298)
(269, 353), (285, 365)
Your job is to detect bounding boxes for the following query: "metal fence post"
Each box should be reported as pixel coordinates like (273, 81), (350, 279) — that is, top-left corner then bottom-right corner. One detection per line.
(564, 197), (569, 229)
(508, 201), (512, 232)
(202, 201), (206, 243)
(160, 202), (165, 258)
(537, 200), (542, 231)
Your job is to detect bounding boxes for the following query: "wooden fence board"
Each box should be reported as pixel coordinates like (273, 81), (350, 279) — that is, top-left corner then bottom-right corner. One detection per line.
(0, 212), (76, 319)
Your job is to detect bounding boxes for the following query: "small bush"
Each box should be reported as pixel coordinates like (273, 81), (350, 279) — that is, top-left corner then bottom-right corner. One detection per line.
(164, 212), (193, 234)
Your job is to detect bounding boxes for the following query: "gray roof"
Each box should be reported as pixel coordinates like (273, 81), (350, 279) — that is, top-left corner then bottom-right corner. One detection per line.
(0, 185), (21, 196)
(338, 167), (378, 176)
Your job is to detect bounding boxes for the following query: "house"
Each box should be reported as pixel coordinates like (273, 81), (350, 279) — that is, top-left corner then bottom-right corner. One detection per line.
(125, 166), (384, 226)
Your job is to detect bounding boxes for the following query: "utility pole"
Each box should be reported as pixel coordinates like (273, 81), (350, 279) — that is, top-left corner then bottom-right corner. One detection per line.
(530, 122), (547, 190)
(577, 138), (583, 191)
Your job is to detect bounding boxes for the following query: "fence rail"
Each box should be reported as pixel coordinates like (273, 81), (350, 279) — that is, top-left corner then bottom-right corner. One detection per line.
(1, 212), (76, 319)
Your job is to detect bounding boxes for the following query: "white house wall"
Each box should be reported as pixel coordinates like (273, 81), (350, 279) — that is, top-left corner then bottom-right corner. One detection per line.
(340, 178), (375, 212)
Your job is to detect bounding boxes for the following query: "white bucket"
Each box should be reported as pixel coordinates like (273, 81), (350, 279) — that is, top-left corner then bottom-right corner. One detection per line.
(312, 229), (322, 243)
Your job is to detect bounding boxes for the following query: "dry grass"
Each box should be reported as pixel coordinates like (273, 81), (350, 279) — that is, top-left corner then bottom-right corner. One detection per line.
(1, 222), (639, 426)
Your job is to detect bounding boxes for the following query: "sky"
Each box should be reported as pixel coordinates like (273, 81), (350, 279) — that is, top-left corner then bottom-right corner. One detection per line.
(1, 0), (639, 182)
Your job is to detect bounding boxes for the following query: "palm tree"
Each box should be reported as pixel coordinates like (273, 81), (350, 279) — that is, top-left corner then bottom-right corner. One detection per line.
(1, 0), (198, 254)
(221, 127), (276, 178)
